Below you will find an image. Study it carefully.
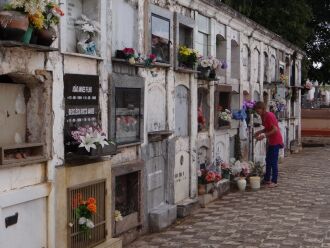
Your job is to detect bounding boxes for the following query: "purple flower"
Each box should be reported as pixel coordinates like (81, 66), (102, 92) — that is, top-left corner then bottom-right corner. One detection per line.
(221, 61), (228, 69)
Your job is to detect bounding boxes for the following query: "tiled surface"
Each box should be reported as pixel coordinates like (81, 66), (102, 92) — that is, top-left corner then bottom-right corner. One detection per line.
(128, 147), (330, 248)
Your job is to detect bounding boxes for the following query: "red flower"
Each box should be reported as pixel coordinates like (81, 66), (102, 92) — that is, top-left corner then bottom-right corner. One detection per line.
(149, 54), (157, 60)
(123, 48), (135, 55)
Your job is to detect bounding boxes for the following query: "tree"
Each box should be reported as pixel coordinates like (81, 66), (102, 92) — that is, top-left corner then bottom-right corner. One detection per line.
(223, 0), (330, 84)
(305, 0), (330, 83)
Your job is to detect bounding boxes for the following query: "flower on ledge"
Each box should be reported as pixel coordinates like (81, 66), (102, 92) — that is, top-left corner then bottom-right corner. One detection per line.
(115, 210), (123, 222)
(72, 125), (113, 153)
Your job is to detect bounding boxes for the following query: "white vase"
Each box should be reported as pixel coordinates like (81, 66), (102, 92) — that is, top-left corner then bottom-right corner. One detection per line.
(237, 178), (247, 191)
(250, 176), (261, 190)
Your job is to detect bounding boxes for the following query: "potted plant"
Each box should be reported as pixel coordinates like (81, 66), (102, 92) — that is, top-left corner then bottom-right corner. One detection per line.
(33, 1), (63, 46)
(178, 46), (198, 69)
(74, 15), (100, 56)
(71, 125), (116, 157)
(0, 0), (46, 42)
(230, 159), (250, 191)
(249, 161), (264, 190)
(197, 169), (221, 195)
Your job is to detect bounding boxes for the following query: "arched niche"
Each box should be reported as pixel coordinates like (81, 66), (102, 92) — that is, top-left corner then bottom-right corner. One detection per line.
(147, 84), (166, 132)
(242, 44), (250, 81)
(231, 40), (240, 80)
(252, 48), (260, 83)
(197, 87), (210, 132)
(264, 52), (269, 83)
(216, 34), (226, 78)
(270, 55), (276, 82)
(175, 85), (189, 137)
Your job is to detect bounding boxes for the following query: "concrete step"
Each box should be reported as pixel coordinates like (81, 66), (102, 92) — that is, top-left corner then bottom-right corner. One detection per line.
(149, 204), (177, 233)
(176, 198), (199, 218)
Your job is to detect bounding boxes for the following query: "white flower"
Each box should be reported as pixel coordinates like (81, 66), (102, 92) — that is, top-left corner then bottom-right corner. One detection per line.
(197, 169), (202, 177)
(79, 133), (97, 152)
(200, 59), (210, 68)
(115, 210), (123, 222)
(86, 219), (95, 229)
(93, 131), (109, 148)
(78, 217), (87, 225)
(128, 57), (136, 65)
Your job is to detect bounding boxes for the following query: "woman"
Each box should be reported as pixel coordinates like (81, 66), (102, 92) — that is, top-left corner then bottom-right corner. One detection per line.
(254, 101), (283, 188)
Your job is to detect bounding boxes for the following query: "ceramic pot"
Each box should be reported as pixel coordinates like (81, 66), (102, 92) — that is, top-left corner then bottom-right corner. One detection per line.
(237, 178), (247, 191)
(198, 66), (211, 79)
(250, 176), (261, 190)
(36, 27), (57, 46)
(0, 11), (29, 41)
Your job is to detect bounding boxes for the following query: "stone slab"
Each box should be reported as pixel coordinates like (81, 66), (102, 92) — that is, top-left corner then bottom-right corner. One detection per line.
(176, 198), (199, 218)
(149, 204), (177, 232)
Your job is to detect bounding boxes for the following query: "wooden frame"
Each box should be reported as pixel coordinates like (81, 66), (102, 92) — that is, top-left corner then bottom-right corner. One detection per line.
(110, 73), (145, 146)
(148, 4), (174, 66)
(174, 12), (197, 71)
(214, 84), (232, 130)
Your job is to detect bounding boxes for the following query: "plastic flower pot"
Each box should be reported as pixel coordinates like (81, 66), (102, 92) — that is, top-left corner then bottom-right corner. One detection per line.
(21, 26), (33, 44)
(250, 176), (261, 190)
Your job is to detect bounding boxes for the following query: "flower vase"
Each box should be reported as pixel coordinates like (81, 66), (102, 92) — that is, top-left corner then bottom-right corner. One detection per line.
(21, 26), (33, 44)
(36, 27), (57, 46)
(237, 178), (247, 191)
(76, 31), (97, 56)
(198, 66), (210, 79)
(0, 11), (29, 41)
(250, 176), (261, 190)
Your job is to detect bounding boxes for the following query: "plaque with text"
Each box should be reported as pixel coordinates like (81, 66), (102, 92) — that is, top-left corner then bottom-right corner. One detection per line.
(64, 74), (100, 156)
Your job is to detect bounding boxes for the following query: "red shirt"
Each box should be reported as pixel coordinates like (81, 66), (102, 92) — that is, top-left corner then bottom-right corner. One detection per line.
(262, 112), (283, 146)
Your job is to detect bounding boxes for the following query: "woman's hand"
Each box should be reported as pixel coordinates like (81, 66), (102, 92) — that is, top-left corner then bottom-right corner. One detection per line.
(256, 133), (266, 141)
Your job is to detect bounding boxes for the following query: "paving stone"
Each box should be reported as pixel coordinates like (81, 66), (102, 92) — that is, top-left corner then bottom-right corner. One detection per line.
(128, 148), (330, 248)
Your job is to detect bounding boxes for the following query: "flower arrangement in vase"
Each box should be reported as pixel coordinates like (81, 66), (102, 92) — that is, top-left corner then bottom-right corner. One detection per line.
(197, 168), (222, 195)
(229, 158), (252, 191)
(1, 0), (46, 43)
(197, 56), (227, 80)
(71, 193), (97, 233)
(35, 1), (63, 46)
(217, 106), (232, 127)
(71, 125), (115, 156)
(178, 46), (198, 69)
(75, 15), (101, 56)
(115, 47), (157, 67)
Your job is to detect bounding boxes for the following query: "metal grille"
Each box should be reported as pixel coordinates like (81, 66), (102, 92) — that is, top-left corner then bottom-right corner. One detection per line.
(68, 180), (106, 248)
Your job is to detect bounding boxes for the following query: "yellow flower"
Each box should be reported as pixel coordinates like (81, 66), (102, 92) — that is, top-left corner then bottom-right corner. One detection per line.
(29, 11), (44, 29)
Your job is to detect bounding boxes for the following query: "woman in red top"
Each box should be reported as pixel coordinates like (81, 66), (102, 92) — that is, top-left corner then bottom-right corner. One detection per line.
(254, 101), (283, 188)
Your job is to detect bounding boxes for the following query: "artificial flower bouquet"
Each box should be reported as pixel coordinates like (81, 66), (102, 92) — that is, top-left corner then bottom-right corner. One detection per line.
(198, 169), (222, 185)
(114, 210), (123, 222)
(116, 48), (157, 67)
(229, 158), (251, 178)
(197, 56), (227, 79)
(280, 74), (289, 86)
(178, 46), (198, 69)
(218, 108), (232, 127)
(71, 125), (114, 156)
(3, 0), (64, 45)
(71, 193), (97, 232)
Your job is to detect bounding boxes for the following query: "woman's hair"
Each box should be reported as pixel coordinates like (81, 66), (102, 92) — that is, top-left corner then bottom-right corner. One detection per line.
(254, 101), (266, 111)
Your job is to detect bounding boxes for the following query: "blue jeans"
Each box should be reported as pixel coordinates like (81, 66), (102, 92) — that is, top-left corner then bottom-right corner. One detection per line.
(264, 145), (281, 184)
